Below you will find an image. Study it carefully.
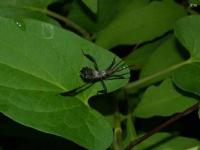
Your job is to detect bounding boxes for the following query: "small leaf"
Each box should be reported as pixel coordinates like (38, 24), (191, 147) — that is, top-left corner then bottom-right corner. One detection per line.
(175, 15), (200, 59)
(95, 0), (186, 49)
(68, 0), (148, 34)
(136, 132), (200, 150)
(124, 35), (168, 69)
(173, 16), (200, 95)
(67, 0), (97, 33)
(173, 62), (200, 95)
(134, 79), (197, 118)
(82, 0), (98, 14)
(140, 35), (184, 80)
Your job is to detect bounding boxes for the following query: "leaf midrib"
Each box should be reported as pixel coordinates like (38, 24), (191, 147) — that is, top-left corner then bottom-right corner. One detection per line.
(0, 39), (65, 90)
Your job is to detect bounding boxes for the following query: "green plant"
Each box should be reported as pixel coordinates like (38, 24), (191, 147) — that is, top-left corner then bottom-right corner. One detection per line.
(0, 0), (200, 150)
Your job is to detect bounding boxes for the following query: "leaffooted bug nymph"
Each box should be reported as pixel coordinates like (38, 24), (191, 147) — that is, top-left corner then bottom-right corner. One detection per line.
(60, 50), (130, 96)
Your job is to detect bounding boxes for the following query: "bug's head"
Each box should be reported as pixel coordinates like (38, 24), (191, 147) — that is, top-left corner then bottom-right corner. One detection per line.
(80, 67), (94, 81)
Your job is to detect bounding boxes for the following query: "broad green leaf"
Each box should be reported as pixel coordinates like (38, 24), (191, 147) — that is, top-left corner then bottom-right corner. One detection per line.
(172, 63), (200, 95)
(97, 0), (149, 34)
(82, 0), (98, 14)
(68, 0), (148, 34)
(134, 79), (197, 118)
(124, 35), (168, 69)
(95, 0), (186, 49)
(0, 0), (59, 25)
(140, 35), (184, 80)
(0, 18), (129, 102)
(136, 132), (200, 150)
(0, 87), (112, 150)
(0, 18), (129, 150)
(175, 15), (200, 59)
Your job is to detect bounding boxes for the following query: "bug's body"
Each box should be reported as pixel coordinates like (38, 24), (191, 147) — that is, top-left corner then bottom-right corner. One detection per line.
(60, 50), (129, 96)
(80, 67), (115, 82)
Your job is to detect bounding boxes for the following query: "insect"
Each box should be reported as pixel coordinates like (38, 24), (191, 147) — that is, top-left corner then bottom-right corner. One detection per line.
(60, 50), (130, 96)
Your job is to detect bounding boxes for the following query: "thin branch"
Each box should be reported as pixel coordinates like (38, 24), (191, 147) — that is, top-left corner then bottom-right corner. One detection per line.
(112, 95), (123, 150)
(43, 9), (91, 40)
(125, 102), (200, 150)
(125, 59), (193, 92)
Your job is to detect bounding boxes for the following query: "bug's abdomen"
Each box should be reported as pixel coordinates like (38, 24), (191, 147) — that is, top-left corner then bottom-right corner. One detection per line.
(80, 67), (106, 82)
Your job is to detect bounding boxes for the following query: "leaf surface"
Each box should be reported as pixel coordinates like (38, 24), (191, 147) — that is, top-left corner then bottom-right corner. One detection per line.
(82, 0), (98, 13)
(173, 16), (200, 96)
(136, 132), (200, 150)
(0, 0), (58, 25)
(0, 17), (129, 150)
(175, 15), (200, 59)
(68, 0), (148, 34)
(124, 35), (168, 69)
(0, 87), (112, 150)
(140, 35), (184, 79)
(95, 0), (186, 48)
(134, 79), (197, 118)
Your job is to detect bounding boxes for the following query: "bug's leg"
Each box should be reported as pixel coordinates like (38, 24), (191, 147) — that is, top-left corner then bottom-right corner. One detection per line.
(105, 73), (130, 80)
(106, 56), (116, 71)
(112, 60), (128, 74)
(60, 83), (94, 96)
(105, 76), (129, 80)
(113, 72), (130, 76)
(97, 80), (108, 95)
(114, 65), (132, 73)
(105, 77), (129, 80)
(112, 59), (124, 70)
(82, 50), (99, 71)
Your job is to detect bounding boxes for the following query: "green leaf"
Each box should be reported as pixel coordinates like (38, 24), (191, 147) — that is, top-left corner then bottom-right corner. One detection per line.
(136, 132), (200, 150)
(0, 0), (59, 25)
(175, 15), (200, 59)
(0, 18), (130, 150)
(124, 35), (168, 69)
(0, 87), (112, 150)
(140, 35), (184, 80)
(0, 17), (129, 102)
(68, 0), (148, 34)
(67, 0), (97, 33)
(173, 16), (200, 95)
(134, 79), (197, 118)
(172, 62), (200, 95)
(95, 0), (186, 49)
(82, 0), (98, 14)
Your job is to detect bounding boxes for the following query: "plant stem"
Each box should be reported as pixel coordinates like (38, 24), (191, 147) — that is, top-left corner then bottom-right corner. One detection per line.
(124, 101), (200, 150)
(113, 112), (123, 150)
(125, 59), (192, 92)
(112, 95), (123, 150)
(21, 6), (91, 40)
